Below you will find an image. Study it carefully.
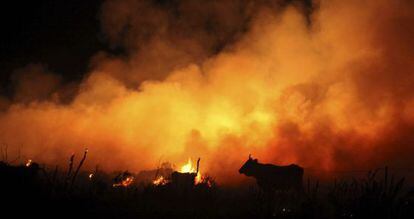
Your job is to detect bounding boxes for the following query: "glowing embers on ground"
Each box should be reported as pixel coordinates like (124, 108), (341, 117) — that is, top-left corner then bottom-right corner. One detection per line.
(113, 171), (135, 187)
(152, 175), (167, 186)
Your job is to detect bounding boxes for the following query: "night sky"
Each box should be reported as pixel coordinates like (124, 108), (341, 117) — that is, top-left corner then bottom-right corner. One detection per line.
(0, 0), (103, 95)
(0, 0), (314, 97)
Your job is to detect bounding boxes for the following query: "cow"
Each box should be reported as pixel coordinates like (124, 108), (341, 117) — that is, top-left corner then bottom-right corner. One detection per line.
(239, 155), (304, 192)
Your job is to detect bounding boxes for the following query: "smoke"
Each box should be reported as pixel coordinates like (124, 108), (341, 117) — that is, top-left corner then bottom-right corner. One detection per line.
(1, 0), (414, 184)
(10, 64), (61, 103)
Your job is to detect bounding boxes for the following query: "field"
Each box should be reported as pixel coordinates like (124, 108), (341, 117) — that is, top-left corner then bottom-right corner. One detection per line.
(1, 160), (413, 219)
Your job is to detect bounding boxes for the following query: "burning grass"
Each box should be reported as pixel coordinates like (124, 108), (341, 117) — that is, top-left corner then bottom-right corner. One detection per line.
(151, 158), (213, 188)
(0, 154), (413, 219)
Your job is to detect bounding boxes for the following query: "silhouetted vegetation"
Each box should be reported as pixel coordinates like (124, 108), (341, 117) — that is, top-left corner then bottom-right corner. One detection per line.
(0, 157), (413, 219)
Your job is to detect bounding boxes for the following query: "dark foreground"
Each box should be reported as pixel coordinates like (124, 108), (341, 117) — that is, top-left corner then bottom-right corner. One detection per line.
(1, 162), (413, 219)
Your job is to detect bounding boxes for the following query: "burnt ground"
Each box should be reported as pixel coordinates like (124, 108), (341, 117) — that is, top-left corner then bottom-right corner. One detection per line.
(1, 161), (413, 219)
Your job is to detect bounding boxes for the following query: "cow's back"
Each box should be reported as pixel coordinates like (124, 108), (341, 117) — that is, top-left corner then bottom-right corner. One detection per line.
(255, 164), (303, 191)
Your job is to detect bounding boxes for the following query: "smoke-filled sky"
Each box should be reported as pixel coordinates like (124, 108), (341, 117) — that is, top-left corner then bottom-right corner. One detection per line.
(1, 0), (414, 184)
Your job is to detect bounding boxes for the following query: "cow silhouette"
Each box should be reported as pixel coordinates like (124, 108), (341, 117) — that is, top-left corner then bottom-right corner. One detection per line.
(239, 155), (304, 191)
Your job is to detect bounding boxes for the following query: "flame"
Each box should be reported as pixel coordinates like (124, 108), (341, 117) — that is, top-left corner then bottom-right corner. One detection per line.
(179, 158), (202, 184)
(1, 0), (414, 185)
(152, 158), (206, 186)
(88, 173), (94, 180)
(25, 159), (32, 167)
(113, 176), (134, 187)
(152, 176), (168, 186)
(180, 158), (196, 173)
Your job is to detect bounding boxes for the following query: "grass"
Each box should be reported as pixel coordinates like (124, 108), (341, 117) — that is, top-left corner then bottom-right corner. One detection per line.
(0, 159), (413, 219)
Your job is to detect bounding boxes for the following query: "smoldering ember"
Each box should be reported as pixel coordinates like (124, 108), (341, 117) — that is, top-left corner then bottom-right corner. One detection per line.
(0, 0), (413, 218)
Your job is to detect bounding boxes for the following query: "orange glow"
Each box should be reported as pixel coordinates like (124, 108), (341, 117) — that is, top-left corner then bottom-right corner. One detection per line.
(179, 158), (202, 184)
(1, 0), (414, 185)
(113, 176), (134, 187)
(152, 176), (168, 186)
(25, 159), (32, 167)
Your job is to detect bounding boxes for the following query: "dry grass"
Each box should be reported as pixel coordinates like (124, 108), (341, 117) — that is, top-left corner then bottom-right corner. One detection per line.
(0, 157), (413, 219)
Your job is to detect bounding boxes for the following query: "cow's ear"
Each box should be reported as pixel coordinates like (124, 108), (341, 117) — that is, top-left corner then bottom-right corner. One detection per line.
(253, 159), (258, 163)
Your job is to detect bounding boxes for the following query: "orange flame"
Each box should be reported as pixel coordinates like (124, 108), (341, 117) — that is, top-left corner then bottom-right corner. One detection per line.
(113, 176), (134, 187)
(0, 0), (414, 186)
(179, 158), (202, 184)
(152, 176), (168, 186)
(25, 159), (32, 167)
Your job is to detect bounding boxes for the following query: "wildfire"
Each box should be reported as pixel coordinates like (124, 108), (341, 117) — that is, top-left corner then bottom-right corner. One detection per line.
(113, 171), (135, 187)
(152, 176), (167, 186)
(179, 158), (202, 184)
(113, 176), (134, 187)
(25, 159), (32, 167)
(152, 158), (207, 186)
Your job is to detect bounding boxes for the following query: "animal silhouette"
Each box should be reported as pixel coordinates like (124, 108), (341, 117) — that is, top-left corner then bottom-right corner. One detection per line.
(239, 155), (303, 191)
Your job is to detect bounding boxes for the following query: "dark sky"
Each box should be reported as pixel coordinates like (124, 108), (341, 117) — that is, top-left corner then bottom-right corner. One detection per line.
(0, 0), (104, 94)
(0, 0), (315, 97)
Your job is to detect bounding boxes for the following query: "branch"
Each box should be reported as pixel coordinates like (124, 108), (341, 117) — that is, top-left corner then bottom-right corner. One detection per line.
(70, 148), (88, 188)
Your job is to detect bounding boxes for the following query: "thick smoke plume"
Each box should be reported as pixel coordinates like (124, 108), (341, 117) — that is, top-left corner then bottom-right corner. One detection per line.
(1, 0), (414, 184)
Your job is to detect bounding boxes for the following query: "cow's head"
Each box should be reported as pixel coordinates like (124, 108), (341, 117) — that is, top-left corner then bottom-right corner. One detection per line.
(239, 154), (258, 176)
